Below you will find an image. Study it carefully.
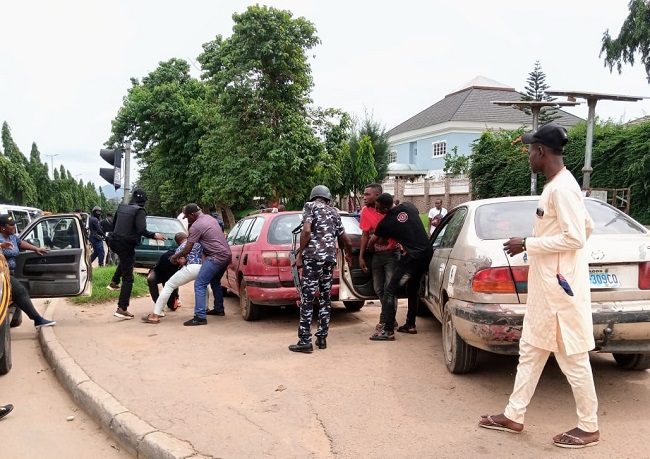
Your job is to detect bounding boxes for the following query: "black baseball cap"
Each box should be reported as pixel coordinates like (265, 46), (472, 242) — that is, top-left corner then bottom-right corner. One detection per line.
(0, 214), (16, 226)
(521, 123), (568, 151)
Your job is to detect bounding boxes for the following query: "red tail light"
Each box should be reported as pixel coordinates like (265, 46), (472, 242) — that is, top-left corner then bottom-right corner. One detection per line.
(473, 266), (529, 294)
(639, 262), (650, 290)
(262, 251), (291, 268)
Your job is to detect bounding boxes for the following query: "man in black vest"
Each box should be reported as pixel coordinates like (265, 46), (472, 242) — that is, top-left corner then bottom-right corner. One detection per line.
(108, 188), (166, 319)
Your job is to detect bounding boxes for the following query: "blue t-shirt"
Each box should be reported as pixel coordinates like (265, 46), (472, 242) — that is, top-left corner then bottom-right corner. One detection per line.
(0, 233), (21, 274)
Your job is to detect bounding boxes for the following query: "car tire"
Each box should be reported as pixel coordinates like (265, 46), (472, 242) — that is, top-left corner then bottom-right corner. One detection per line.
(0, 317), (12, 375)
(240, 280), (261, 321)
(612, 353), (650, 371)
(442, 304), (478, 374)
(9, 308), (22, 328)
(343, 300), (364, 311)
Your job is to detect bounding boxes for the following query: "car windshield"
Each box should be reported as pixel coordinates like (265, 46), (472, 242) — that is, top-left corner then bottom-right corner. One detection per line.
(475, 199), (647, 240)
(268, 214), (303, 244)
(147, 217), (184, 234)
(341, 215), (362, 236)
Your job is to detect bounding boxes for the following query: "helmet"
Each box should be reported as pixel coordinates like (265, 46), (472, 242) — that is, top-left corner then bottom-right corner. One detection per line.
(309, 185), (332, 202)
(92, 206), (102, 214)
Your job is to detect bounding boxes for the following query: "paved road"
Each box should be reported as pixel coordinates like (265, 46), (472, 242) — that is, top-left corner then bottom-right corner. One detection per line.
(40, 286), (650, 458)
(0, 300), (129, 458)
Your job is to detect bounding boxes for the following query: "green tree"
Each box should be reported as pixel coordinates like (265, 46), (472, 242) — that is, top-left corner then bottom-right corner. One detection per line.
(197, 5), (324, 206)
(0, 122), (36, 204)
(349, 113), (390, 181)
(521, 61), (559, 125)
(353, 135), (377, 198)
(108, 58), (207, 216)
(601, 0), (650, 81)
(443, 146), (470, 176)
(26, 142), (53, 208)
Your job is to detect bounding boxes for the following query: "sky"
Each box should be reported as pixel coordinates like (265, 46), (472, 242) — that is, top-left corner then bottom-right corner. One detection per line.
(1, 0), (649, 192)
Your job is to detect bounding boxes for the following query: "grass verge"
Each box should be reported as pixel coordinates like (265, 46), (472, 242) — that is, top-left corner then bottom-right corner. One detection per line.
(69, 266), (150, 304)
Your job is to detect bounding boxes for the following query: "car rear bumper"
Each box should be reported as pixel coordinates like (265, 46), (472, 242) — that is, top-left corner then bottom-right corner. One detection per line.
(241, 276), (340, 306)
(449, 298), (650, 355)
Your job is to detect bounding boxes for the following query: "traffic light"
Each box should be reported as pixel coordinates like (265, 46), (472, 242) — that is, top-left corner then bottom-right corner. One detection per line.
(99, 148), (122, 190)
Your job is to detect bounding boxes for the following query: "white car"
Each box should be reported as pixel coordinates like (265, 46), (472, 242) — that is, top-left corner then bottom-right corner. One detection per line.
(1, 213), (90, 375)
(417, 196), (650, 374)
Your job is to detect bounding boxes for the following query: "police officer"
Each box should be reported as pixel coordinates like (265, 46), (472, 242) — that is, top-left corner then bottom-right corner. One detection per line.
(289, 185), (352, 353)
(88, 206), (106, 267)
(108, 188), (166, 319)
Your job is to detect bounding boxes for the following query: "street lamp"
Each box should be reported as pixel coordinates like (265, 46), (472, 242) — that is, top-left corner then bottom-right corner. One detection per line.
(491, 100), (581, 195)
(546, 90), (646, 189)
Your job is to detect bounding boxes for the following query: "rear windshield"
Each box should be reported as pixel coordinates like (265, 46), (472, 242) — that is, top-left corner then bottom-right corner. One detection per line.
(268, 214), (302, 244)
(475, 199), (647, 240)
(147, 217), (185, 234)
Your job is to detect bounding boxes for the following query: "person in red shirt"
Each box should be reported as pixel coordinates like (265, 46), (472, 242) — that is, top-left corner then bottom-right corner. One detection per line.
(358, 184), (400, 330)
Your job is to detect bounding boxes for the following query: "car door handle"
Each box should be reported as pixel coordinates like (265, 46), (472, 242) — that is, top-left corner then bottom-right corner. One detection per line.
(439, 263), (445, 273)
(243, 254), (248, 265)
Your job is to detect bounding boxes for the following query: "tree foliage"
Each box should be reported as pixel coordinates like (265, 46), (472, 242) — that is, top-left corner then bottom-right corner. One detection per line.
(469, 121), (650, 224)
(0, 121), (109, 213)
(443, 146), (470, 176)
(520, 61), (559, 125)
(601, 0), (650, 81)
(197, 5), (330, 207)
(108, 58), (207, 216)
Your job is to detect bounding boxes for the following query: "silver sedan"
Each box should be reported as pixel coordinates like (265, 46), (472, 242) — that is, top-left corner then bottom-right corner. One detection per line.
(419, 196), (650, 374)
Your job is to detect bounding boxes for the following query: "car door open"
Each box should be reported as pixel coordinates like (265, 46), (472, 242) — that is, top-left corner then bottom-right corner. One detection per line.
(13, 214), (91, 298)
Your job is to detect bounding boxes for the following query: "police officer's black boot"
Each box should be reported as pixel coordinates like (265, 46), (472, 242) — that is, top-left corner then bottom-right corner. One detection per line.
(316, 336), (327, 349)
(289, 342), (313, 353)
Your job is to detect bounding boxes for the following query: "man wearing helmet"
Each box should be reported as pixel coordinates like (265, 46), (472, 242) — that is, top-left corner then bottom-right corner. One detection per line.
(289, 185), (352, 353)
(89, 205), (106, 267)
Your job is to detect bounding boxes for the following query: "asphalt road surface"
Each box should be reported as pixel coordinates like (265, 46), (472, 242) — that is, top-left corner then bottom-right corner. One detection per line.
(48, 288), (650, 459)
(0, 300), (130, 459)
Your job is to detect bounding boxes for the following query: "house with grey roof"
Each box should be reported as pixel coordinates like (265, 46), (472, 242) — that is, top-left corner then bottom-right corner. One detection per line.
(380, 76), (583, 213)
(386, 75), (583, 180)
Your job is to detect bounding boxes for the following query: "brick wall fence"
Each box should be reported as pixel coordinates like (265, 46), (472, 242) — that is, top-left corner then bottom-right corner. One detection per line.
(339, 176), (472, 214)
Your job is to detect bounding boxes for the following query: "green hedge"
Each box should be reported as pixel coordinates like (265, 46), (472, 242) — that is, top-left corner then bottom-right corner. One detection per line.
(470, 121), (650, 224)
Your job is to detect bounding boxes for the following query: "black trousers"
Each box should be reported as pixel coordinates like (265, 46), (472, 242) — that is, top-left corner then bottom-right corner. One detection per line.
(9, 275), (41, 322)
(147, 270), (179, 309)
(381, 253), (431, 331)
(110, 238), (136, 309)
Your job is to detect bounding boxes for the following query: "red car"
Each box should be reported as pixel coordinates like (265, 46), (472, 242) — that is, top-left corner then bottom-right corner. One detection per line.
(221, 210), (365, 320)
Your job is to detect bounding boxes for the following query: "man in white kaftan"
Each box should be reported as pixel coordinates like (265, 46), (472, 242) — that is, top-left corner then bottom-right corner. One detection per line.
(478, 124), (600, 449)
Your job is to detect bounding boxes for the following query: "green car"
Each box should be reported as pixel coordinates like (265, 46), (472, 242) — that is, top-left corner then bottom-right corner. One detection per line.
(134, 216), (186, 268)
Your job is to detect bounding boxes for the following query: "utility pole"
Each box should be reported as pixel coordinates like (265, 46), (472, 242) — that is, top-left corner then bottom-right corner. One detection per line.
(45, 153), (60, 180)
(491, 100), (580, 195)
(123, 141), (131, 203)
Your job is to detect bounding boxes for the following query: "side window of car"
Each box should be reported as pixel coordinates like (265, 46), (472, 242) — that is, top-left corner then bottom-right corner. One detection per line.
(9, 210), (30, 234)
(227, 220), (244, 246)
(246, 217), (264, 243)
(233, 218), (255, 245)
(435, 208), (467, 249)
(22, 217), (79, 250)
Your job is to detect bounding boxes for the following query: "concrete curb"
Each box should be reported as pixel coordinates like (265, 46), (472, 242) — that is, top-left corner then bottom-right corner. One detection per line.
(39, 300), (211, 459)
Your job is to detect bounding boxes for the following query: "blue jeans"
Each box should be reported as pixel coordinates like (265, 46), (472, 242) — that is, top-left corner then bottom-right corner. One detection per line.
(90, 239), (105, 267)
(194, 258), (228, 319)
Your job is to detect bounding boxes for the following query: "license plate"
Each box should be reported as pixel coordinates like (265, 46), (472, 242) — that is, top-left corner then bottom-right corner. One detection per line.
(589, 269), (620, 288)
(148, 239), (164, 247)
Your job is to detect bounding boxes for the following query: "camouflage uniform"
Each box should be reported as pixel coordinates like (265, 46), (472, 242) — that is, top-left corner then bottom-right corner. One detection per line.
(297, 200), (345, 345)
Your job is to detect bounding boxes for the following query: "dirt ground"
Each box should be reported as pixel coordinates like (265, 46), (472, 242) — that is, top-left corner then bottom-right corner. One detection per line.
(50, 289), (650, 459)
